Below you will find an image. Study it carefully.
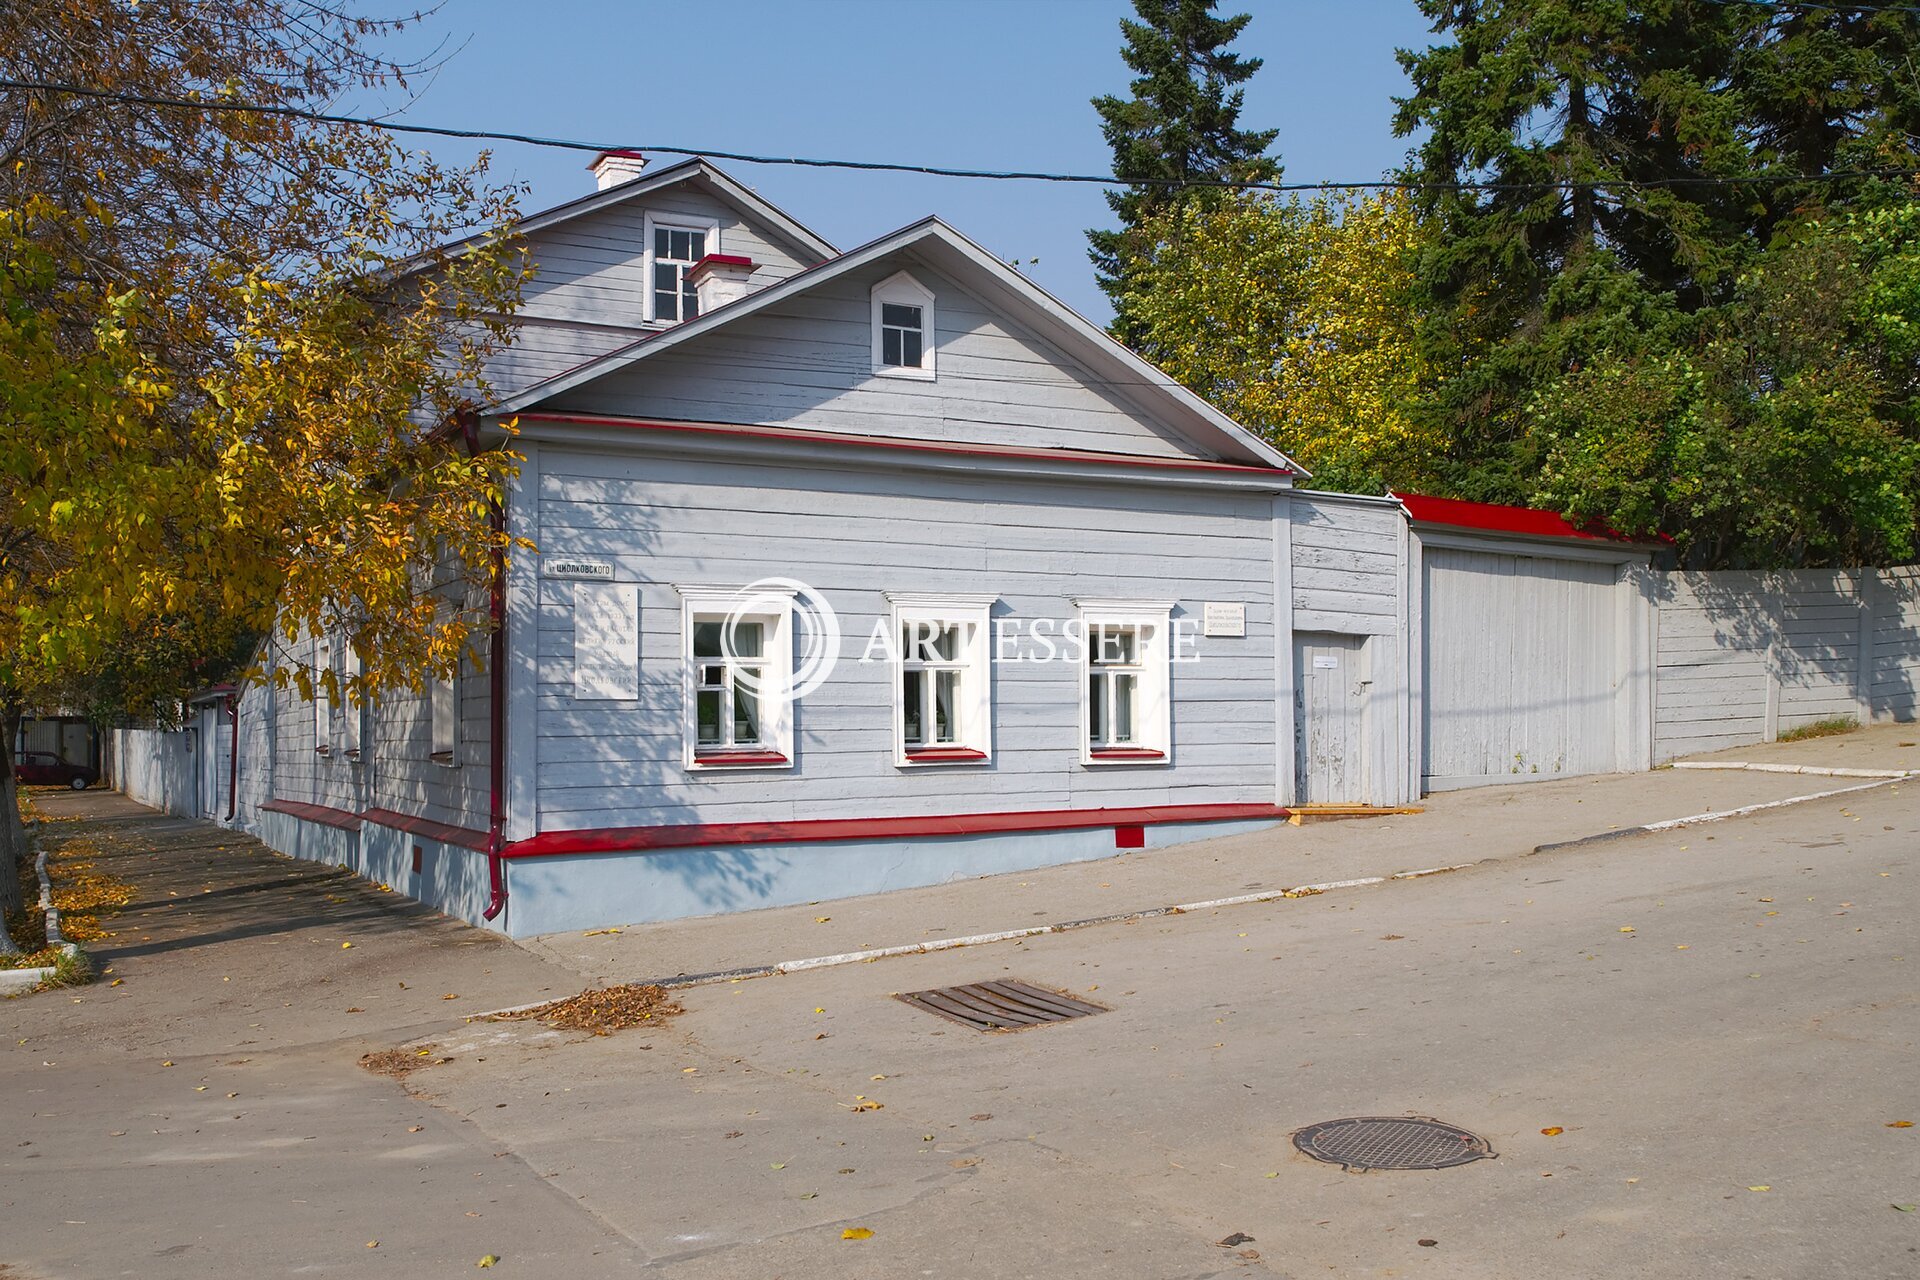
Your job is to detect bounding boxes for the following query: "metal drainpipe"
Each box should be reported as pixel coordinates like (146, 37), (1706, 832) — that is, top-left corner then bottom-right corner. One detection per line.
(459, 410), (511, 923)
(224, 693), (239, 823)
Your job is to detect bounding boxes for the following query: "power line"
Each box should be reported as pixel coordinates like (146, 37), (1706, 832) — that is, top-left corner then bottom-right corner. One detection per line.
(2, 77), (1915, 195)
(1697, 0), (1920, 15)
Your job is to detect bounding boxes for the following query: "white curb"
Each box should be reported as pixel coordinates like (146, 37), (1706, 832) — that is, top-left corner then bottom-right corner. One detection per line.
(1669, 761), (1912, 780)
(1535, 774), (1905, 854)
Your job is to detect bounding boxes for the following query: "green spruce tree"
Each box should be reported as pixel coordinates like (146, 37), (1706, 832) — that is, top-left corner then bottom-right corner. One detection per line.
(1394, 0), (1920, 564)
(1088, 0), (1279, 344)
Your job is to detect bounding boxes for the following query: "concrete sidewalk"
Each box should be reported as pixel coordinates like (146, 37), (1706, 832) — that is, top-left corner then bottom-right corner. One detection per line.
(520, 724), (1917, 987)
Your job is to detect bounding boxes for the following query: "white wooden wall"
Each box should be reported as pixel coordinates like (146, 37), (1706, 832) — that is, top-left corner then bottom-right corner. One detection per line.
(1654, 566), (1920, 760)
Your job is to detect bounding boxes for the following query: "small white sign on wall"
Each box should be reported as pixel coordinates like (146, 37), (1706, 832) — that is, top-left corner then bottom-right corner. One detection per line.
(575, 582), (640, 700)
(545, 557), (615, 581)
(1202, 601), (1246, 638)
(1313, 655), (1340, 669)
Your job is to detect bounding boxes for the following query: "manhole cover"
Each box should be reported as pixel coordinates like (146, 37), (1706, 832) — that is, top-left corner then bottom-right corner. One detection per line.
(895, 980), (1107, 1032)
(1292, 1116), (1494, 1171)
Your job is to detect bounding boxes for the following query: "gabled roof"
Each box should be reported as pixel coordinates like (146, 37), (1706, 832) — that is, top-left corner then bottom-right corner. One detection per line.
(492, 216), (1300, 474)
(1393, 492), (1671, 547)
(410, 156), (838, 272)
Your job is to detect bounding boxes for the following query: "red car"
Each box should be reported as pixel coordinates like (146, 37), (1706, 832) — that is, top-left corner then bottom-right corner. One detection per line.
(13, 752), (98, 790)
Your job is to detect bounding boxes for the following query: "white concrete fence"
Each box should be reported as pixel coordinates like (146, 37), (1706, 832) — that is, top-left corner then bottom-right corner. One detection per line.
(1655, 566), (1920, 760)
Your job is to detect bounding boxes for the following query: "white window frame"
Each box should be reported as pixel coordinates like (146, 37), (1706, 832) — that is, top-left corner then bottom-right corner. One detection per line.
(341, 638), (363, 759)
(870, 270), (936, 380)
(430, 659), (458, 767)
(313, 637), (333, 755)
(1074, 599), (1175, 766)
(643, 211), (722, 325)
(886, 592), (995, 766)
(677, 585), (796, 770)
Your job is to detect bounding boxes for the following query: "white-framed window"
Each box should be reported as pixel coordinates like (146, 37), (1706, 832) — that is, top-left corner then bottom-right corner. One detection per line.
(341, 639), (363, 759)
(430, 661), (458, 767)
(645, 212), (721, 324)
(313, 637), (333, 754)
(886, 593), (995, 765)
(870, 270), (936, 379)
(1075, 599), (1174, 765)
(678, 586), (796, 769)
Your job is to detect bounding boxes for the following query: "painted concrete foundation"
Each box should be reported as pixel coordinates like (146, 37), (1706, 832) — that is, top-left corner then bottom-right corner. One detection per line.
(497, 816), (1276, 938)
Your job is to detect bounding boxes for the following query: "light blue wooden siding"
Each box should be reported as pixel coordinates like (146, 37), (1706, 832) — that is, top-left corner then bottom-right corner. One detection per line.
(264, 631), (362, 815)
(519, 185), (813, 325)
(546, 259), (1204, 459)
(261, 622), (491, 833)
(1289, 496), (1402, 635)
(529, 447), (1278, 831)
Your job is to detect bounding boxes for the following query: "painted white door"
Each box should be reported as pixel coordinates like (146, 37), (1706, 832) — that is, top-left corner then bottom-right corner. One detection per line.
(1295, 633), (1368, 804)
(1423, 548), (1618, 789)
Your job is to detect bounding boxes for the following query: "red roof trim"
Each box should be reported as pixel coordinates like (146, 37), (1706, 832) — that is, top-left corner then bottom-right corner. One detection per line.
(360, 807), (490, 853)
(503, 802), (1288, 858)
(688, 253), (755, 276)
(1394, 492), (1671, 546)
(516, 412), (1293, 478)
(261, 798), (362, 832)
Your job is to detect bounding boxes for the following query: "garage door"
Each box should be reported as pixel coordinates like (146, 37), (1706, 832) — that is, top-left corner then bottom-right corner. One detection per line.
(1423, 549), (1619, 789)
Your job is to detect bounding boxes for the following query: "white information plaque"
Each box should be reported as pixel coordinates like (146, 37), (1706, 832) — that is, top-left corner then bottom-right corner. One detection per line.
(574, 582), (640, 700)
(1202, 601), (1246, 638)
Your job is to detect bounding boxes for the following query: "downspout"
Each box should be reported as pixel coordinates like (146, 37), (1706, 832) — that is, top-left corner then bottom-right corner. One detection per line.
(459, 410), (511, 923)
(224, 693), (239, 823)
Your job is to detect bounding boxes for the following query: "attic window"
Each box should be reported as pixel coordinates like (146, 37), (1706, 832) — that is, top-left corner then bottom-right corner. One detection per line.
(645, 213), (720, 324)
(871, 271), (936, 380)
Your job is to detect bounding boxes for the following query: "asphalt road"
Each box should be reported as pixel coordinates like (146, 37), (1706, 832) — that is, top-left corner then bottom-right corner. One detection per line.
(4, 781), (1917, 1278)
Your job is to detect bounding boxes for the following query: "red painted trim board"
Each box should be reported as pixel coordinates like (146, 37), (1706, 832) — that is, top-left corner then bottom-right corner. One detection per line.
(260, 798), (362, 832)
(360, 807), (491, 853)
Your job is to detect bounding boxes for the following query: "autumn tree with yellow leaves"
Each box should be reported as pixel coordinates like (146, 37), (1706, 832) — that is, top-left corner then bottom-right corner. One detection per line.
(0, 2), (527, 946)
(1121, 191), (1440, 492)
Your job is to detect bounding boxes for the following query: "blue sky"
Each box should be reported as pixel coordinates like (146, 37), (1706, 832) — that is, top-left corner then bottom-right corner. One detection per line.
(388, 0), (1437, 323)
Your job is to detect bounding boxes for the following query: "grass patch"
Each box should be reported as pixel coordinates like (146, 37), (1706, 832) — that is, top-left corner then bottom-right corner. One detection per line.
(36, 945), (93, 989)
(1778, 716), (1860, 743)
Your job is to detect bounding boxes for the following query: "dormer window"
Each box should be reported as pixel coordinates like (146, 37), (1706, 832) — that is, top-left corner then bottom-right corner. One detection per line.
(645, 213), (721, 324)
(871, 271), (936, 379)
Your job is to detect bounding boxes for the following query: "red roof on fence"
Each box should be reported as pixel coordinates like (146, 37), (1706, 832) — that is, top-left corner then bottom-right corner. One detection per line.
(1393, 492), (1671, 546)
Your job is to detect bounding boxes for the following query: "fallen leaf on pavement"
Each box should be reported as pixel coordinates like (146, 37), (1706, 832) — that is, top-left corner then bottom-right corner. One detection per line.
(815, 916), (831, 923)
(477, 1256), (498, 1269)
(341, 942), (353, 949)
(495, 984), (682, 1036)
(1895, 1204), (1916, 1213)
(842, 1227), (874, 1241)
(1418, 1239), (1438, 1247)
(581, 928), (621, 936)
(1888, 1121), (1914, 1128)
(1541, 1127), (1564, 1136)
(1619, 926), (1635, 933)
(970, 1113), (992, 1121)
(1748, 1185), (1771, 1192)
(1217, 1233), (1254, 1248)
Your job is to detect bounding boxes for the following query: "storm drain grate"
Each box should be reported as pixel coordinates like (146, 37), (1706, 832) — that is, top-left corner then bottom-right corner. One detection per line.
(895, 980), (1108, 1032)
(1292, 1116), (1494, 1171)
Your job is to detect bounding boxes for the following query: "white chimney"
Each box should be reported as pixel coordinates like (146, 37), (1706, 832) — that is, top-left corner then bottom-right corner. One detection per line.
(588, 150), (648, 190)
(688, 254), (757, 314)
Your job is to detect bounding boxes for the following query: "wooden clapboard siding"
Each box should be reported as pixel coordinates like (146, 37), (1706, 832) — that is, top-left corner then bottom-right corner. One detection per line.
(545, 259), (1205, 460)
(528, 447), (1278, 830)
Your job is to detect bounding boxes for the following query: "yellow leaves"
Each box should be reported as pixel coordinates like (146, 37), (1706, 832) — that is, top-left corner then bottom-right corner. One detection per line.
(1888, 1120), (1915, 1128)
(1541, 1127), (1565, 1136)
(841, 1227), (874, 1241)
(1748, 1185), (1772, 1193)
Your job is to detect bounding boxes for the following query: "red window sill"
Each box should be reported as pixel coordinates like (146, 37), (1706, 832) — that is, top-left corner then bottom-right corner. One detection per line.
(693, 751), (790, 768)
(1088, 747), (1166, 762)
(903, 747), (989, 764)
